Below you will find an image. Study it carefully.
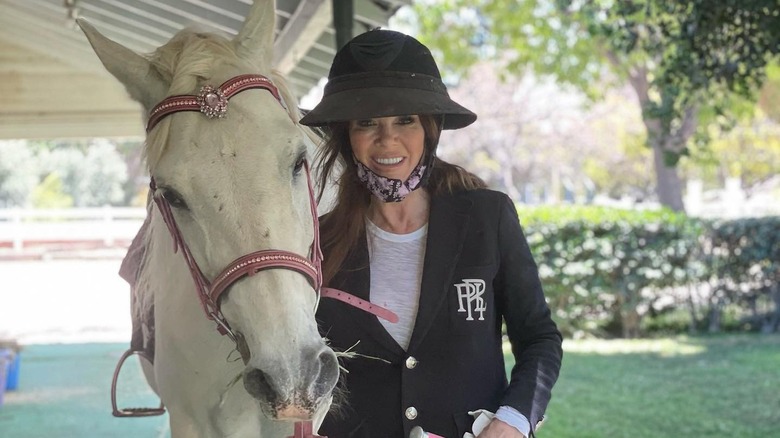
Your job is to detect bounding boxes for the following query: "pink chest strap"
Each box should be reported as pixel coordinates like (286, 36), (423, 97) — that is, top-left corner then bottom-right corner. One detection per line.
(321, 287), (399, 323)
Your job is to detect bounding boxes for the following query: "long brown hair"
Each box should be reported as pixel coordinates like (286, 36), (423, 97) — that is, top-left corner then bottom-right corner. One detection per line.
(315, 115), (486, 285)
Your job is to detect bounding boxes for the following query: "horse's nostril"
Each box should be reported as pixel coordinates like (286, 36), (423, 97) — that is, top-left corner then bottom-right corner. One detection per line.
(243, 368), (278, 404)
(319, 349), (338, 376)
(311, 348), (339, 399)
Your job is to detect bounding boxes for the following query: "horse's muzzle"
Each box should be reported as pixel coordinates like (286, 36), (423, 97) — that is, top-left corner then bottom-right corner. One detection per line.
(243, 345), (339, 419)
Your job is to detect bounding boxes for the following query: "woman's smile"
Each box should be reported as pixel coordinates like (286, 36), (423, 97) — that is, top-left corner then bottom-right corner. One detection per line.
(373, 156), (405, 166)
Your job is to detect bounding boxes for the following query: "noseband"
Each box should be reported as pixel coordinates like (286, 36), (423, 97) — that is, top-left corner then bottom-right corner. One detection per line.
(146, 74), (397, 340)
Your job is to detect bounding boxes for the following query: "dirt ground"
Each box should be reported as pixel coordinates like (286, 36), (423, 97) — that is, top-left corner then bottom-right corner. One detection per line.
(0, 258), (132, 345)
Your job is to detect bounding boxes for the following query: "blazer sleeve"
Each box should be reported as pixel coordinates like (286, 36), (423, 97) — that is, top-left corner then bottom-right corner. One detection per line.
(494, 194), (563, 429)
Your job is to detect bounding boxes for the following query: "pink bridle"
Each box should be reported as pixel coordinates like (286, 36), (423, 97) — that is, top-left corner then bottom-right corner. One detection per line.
(146, 73), (397, 341)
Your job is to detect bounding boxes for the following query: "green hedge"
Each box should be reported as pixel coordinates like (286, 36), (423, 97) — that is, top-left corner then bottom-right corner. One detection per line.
(516, 205), (780, 338)
(702, 217), (780, 333)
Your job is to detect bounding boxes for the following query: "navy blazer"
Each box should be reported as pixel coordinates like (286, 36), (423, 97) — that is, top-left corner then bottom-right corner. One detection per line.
(317, 189), (562, 438)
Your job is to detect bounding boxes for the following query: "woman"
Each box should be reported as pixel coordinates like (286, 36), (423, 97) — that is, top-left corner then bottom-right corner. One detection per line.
(300, 29), (563, 438)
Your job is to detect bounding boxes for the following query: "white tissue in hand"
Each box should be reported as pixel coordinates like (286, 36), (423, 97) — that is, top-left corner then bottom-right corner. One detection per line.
(462, 409), (495, 438)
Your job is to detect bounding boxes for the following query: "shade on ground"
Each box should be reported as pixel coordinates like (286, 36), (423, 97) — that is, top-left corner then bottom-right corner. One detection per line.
(0, 343), (169, 438)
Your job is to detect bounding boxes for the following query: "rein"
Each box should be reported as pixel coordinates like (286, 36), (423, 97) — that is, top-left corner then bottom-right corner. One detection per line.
(112, 73), (396, 421)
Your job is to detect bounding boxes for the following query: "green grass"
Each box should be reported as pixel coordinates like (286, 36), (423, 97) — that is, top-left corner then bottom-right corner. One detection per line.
(0, 343), (169, 438)
(514, 335), (780, 438)
(2, 336), (778, 437)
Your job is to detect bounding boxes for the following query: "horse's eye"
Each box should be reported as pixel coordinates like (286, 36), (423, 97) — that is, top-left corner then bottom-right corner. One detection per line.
(293, 156), (305, 176)
(161, 188), (188, 210)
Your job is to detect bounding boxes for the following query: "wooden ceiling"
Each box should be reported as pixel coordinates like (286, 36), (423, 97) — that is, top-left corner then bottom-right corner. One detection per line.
(0, 0), (410, 139)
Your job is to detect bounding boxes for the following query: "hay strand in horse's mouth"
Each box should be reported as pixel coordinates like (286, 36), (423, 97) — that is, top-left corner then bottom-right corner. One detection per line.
(219, 372), (245, 407)
(327, 339), (390, 373)
(227, 348), (242, 363)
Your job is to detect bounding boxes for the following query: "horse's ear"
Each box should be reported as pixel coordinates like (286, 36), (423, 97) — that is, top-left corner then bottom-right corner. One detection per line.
(233, 0), (276, 67)
(77, 18), (168, 112)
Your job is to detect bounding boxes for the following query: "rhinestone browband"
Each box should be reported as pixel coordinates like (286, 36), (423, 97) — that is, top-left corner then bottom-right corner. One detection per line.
(146, 74), (283, 132)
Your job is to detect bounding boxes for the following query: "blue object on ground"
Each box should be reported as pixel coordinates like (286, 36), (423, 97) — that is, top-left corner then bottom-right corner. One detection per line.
(6, 352), (20, 391)
(0, 348), (12, 407)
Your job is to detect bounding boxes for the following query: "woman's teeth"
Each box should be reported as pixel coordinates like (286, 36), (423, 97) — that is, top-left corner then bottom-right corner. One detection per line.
(375, 157), (403, 165)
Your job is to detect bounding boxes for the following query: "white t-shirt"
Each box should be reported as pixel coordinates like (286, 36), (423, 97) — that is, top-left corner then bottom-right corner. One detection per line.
(365, 218), (427, 350)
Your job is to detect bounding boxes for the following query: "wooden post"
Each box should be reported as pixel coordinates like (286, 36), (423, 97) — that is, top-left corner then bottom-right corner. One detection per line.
(332, 0), (353, 50)
(11, 208), (22, 253)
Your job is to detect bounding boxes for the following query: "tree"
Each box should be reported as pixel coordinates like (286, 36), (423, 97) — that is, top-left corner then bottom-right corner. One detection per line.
(684, 111), (780, 194)
(30, 173), (74, 209)
(2, 139), (131, 208)
(80, 141), (129, 206)
(757, 63), (780, 122)
(113, 138), (146, 205)
(439, 62), (597, 202)
(0, 140), (39, 207)
(438, 61), (652, 203)
(583, 129), (654, 202)
(413, 0), (780, 211)
(36, 139), (128, 207)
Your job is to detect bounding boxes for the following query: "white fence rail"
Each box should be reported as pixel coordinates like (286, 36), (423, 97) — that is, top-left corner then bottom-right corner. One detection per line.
(0, 207), (146, 252)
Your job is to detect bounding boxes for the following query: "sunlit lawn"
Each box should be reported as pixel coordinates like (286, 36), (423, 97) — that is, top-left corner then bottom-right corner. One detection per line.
(507, 334), (780, 438)
(1, 335), (778, 437)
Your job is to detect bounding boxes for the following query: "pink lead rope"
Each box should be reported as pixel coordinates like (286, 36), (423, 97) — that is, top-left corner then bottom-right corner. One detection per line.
(287, 421), (325, 438)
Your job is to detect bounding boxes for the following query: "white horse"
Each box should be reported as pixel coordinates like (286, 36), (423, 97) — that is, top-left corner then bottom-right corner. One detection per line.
(78, 1), (338, 436)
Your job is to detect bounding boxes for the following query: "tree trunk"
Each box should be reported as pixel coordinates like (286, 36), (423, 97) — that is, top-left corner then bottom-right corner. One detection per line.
(621, 307), (640, 339)
(650, 139), (686, 211)
(122, 142), (145, 205)
(686, 284), (699, 334)
(624, 64), (696, 212)
(708, 299), (722, 333)
(763, 283), (780, 334)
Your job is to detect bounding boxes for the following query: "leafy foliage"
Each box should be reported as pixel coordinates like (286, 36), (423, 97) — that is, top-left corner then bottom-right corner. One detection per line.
(0, 139), (128, 208)
(655, 1), (780, 100)
(702, 216), (780, 333)
(517, 205), (780, 337)
(519, 205), (698, 337)
(0, 141), (38, 207)
(757, 62), (780, 121)
(437, 63), (622, 202)
(30, 173), (74, 208)
(684, 113), (780, 191)
(412, 0), (780, 210)
(416, 0), (779, 143)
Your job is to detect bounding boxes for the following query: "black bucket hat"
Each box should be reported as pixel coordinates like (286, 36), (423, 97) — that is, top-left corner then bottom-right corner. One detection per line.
(299, 29), (476, 130)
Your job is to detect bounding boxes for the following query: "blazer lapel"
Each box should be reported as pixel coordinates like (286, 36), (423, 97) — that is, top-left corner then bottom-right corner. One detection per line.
(407, 193), (472, 352)
(338, 234), (405, 358)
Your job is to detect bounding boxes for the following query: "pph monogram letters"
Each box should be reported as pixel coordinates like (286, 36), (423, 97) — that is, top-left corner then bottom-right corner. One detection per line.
(455, 279), (487, 321)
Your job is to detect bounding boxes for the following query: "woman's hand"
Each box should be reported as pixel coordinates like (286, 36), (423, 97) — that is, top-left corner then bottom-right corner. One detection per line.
(476, 418), (526, 438)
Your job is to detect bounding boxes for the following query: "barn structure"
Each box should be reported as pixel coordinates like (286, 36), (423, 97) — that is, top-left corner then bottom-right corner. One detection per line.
(1, 0), (411, 139)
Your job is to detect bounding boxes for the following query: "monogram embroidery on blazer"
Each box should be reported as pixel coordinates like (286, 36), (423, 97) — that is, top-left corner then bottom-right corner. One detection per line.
(455, 279), (487, 321)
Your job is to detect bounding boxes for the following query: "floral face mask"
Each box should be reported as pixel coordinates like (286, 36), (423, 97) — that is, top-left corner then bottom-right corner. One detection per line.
(354, 155), (429, 202)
